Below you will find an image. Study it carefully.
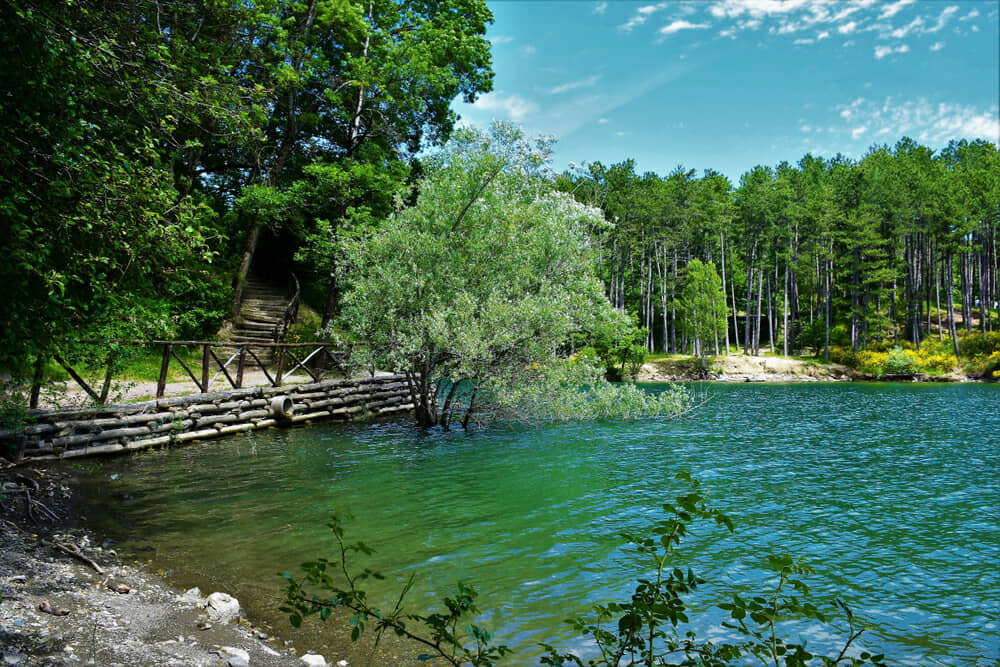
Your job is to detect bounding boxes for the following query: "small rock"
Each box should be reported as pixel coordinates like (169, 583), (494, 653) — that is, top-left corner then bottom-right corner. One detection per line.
(301, 654), (328, 666)
(197, 621), (212, 631)
(107, 583), (130, 594)
(182, 586), (203, 603)
(337, 661), (349, 667)
(38, 601), (69, 616)
(228, 658), (249, 667)
(207, 592), (241, 623)
(221, 646), (250, 663)
(3, 652), (27, 666)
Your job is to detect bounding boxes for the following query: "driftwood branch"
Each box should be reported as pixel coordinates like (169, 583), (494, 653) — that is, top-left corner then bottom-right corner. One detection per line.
(52, 541), (106, 575)
(0, 487), (61, 523)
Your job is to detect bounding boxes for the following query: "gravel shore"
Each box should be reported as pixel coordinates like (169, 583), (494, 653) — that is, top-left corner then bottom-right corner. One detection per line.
(0, 466), (330, 667)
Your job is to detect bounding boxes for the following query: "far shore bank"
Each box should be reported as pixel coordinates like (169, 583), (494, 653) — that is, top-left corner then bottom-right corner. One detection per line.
(636, 353), (980, 384)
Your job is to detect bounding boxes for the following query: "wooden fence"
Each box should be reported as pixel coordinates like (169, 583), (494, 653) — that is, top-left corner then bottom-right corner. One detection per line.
(31, 341), (354, 408)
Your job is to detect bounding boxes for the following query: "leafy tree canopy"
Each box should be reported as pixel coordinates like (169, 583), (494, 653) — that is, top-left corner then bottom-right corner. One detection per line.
(340, 123), (691, 428)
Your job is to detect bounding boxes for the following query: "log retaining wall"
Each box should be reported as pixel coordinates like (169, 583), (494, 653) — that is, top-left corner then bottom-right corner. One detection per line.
(4, 375), (413, 461)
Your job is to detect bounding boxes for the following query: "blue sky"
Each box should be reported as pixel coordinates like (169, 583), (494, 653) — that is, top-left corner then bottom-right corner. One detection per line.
(454, 0), (1000, 183)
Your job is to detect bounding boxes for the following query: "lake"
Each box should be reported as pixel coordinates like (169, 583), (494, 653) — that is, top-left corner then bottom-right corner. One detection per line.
(77, 382), (1000, 665)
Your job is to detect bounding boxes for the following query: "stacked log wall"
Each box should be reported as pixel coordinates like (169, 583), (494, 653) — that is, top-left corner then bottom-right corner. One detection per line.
(3, 375), (412, 461)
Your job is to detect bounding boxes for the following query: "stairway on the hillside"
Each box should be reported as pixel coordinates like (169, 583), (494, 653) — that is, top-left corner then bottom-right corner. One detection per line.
(231, 277), (291, 358)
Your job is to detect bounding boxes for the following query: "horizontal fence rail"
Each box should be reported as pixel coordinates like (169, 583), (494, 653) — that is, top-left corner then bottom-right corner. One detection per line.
(30, 341), (356, 408)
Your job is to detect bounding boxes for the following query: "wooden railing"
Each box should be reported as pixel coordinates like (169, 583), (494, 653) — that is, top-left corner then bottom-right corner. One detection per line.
(272, 272), (301, 343)
(31, 341), (354, 408)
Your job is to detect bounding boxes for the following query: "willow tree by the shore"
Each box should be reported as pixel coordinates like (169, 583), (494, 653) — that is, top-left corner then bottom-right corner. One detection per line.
(340, 123), (690, 428)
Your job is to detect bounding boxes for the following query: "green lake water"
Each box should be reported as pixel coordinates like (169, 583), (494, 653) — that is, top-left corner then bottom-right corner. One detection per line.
(77, 383), (1000, 665)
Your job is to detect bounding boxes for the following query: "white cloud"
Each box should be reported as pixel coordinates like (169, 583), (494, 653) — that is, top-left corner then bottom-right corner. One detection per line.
(597, 118), (609, 125)
(927, 6), (959, 32)
(709, 0), (812, 19)
(548, 75), (601, 95)
(889, 17), (923, 38)
(620, 3), (667, 31)
(874, 43), (909, 59)
(489, 35), (514, 46)
(878, 0), (916, 20)
(959, 9), (979, 21)
(834, 97), (1000, 146)
(521, 45), (537, 56)
(838, 21), (858, 34)
(930, 41), (945, 51)
(817, 30), (830, 40)
(471, 92), (538, 122)
(659, 20), (710, 35)
(794, 37), (814, 45)
(593, 1), (607, 15)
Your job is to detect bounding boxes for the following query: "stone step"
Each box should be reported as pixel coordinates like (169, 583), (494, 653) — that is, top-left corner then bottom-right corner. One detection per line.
(237, 318), (279, 328)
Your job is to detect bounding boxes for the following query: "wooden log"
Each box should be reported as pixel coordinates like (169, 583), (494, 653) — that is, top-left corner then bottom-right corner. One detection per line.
(176, 429), (222, 443)
(194, 414), (240, 429)
(92, 426), (151, 442)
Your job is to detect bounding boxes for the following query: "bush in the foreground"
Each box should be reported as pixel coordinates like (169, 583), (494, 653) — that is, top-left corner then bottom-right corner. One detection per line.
(280, 474), (887, 666)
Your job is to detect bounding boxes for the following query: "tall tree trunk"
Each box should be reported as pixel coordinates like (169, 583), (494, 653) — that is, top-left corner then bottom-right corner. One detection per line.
(766, 268), (775, 355)
(230, 221), (263, 319)
(719, 232), (731, 355)
(744, 241), (757, 354)
(783, 246), (790, 357)
(753, 262), (764, 356)
(946, 253), (960, 360)
(824, 256), (832, 362)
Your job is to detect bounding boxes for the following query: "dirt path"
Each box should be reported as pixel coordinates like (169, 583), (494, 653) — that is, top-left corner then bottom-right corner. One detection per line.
(33, 371), (314, 410)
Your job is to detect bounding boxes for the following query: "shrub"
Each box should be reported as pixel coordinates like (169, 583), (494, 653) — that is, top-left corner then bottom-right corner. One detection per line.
(855, 350), (888, 377)
(958, 331), (1000, 358)
(885, 347), (919, 375)
(828, 346), (858, 368)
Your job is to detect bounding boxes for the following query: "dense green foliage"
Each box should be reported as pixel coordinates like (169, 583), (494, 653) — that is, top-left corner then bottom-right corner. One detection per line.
(557, 141), (999, 363)
(3, 0), (995, 401)
(340, 123), (689, 427)
(282, 474), (887, 666)
(678, 259), (728, 368)
(1, 0), (493, 378)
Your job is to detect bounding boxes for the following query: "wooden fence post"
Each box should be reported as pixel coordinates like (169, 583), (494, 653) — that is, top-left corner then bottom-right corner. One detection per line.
(29, 351), (45, 409)
(274, 346), (286, 387)
(157, 343), (172, 398)
(201, 344), (211, 393)
(236, 345), (246, 389)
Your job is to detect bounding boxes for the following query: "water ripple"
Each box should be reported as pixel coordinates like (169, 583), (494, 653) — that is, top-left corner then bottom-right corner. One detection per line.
(78, 383), (1000, 665)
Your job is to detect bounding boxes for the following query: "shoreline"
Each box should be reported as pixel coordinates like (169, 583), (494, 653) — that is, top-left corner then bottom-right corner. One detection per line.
(0, 466), (332, 667)
(636, 353), (981, 383)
